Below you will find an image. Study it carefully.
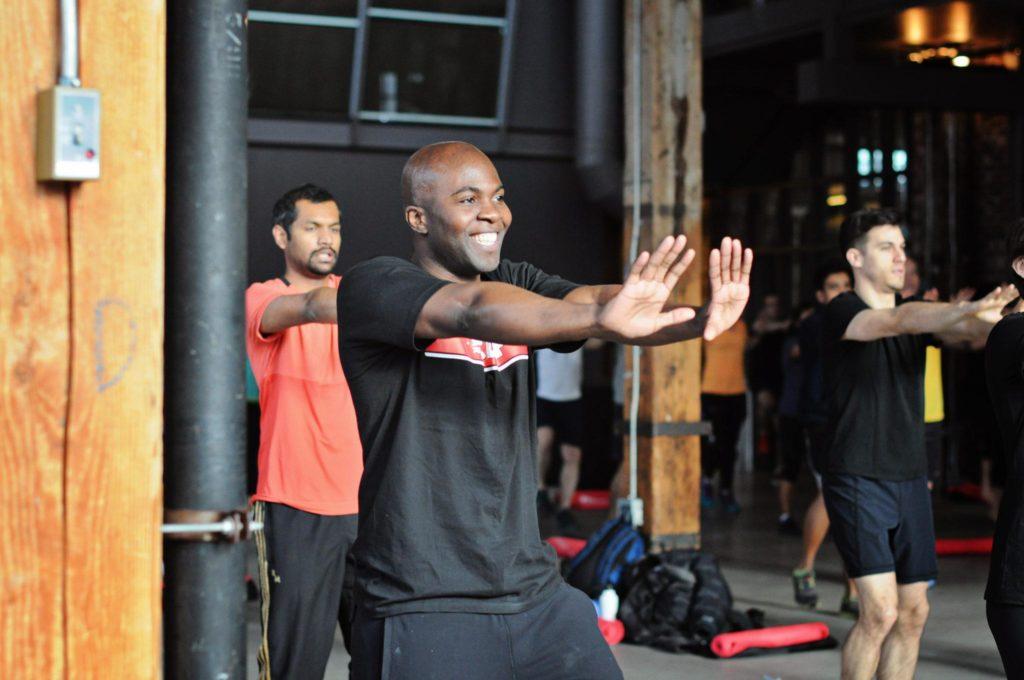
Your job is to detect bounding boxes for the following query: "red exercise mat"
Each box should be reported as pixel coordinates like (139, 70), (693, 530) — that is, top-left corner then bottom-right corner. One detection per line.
(571, 489), (611, 510)
(546, 535), (586, 559)
(935, 537), (993, 556)
(710, 622), (830, 659)
(597, 617), (625, 646)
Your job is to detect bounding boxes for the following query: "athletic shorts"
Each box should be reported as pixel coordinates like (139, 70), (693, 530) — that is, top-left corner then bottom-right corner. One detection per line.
(822, 474), (937, 584)
(536, 398), (584, 448)
(350, 582), (623, 680)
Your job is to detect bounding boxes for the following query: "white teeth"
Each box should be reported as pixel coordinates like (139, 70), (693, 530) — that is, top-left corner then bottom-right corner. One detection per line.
(473, 233), (498, 246)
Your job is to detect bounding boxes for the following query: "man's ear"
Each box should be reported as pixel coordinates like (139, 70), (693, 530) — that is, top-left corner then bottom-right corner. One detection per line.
(845, 247), (862, 270)
(815, 289), (827, 305)
(406, 206), (428, 235)
(1013, 256), (1024, 282)
(272, 224), (289, 250)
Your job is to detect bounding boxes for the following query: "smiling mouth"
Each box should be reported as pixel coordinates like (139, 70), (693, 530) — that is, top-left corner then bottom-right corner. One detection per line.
(472, 233), (498, 246)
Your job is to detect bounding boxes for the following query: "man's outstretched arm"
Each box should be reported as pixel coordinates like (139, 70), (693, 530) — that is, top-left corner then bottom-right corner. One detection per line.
(415, 235), (753, 346)
(259, 287), (337, 336)
(842, 286), (1017, 343)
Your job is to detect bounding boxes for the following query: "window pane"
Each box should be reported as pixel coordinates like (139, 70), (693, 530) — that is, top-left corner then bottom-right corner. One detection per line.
(361, 20), (502, 119)
(371, 0), (506, 17)
(249, 22), (354, 119)
(250, 0), (358, 16)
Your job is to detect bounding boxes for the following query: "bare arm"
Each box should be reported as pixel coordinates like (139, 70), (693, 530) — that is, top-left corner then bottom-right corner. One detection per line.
(258, 287), (337, 336)
(843, 286), (1016, 343)
(415, 236), (698, 345)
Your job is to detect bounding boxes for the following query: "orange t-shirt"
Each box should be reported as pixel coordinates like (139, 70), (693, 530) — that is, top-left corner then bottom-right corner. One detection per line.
(701, 319), (748, 396)
(245, 275), (363, 515)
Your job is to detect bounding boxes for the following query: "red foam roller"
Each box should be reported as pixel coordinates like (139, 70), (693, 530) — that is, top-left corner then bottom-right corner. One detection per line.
(597, 617), (625, 646)
(572, 489), (611, 510)
(546, 535), (586, 559)
(710, 622), (830, 658)
(935, 537), (993, 556)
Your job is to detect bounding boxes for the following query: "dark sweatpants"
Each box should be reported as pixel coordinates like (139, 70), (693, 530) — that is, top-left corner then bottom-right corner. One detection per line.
(350, 582), (623, 680)
(701, 393), (747, 492)
(254, 501), (357, 680)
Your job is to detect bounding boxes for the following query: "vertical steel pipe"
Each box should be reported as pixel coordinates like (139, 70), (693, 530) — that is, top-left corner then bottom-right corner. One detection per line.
(164, 2), (249, 678)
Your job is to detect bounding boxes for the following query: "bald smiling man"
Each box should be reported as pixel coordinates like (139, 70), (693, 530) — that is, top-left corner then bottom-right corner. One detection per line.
(337, 141), (754, 679)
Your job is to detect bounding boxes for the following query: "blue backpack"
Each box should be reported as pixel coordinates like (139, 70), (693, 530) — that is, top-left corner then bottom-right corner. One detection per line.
(565, 517), (646, 598)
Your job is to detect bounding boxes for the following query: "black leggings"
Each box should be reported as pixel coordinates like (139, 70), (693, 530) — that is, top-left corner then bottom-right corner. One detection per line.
(988, 601), (1024, 679)
(701, 394), (747, 492)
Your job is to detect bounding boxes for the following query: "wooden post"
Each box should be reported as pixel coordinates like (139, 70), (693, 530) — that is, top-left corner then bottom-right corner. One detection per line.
(0, 3), (70, 676)
(63, 2), (166, 677)
(0, 2), (164, 677)
(623, 0), (704, 548)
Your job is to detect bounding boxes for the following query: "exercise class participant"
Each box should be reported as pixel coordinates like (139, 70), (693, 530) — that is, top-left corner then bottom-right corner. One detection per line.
(246, 184), (363, 679)
(338, 141), (754, 679)
(535, 344), (596, 536)
(821, 208), (1012, 680)
(985, 218), (1024, 679)
(790, 259), (857, 612)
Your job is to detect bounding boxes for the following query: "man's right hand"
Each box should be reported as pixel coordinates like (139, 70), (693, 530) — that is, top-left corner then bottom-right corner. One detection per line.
(596, 235), (697, 341)
(966, 285), (1018, 325)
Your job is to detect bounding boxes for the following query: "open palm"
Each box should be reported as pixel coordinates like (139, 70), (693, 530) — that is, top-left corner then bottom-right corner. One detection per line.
(704, 237), (754, 341)
(598, 235), (697, 340)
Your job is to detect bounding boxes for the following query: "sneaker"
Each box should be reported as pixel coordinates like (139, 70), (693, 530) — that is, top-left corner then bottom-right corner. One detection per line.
(719, 490), (741, 514)
(556, 509), (583, 537)
(537, 490), (556, 517)
(839, 595), (860, 618)
(792, 568), (818, 608)
(777, 514), (801, 536)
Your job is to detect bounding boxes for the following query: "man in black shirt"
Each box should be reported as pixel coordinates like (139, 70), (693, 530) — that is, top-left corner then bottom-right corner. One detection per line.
(984, 218), (1024, 679)
(338, 141), (754, 679)
(821, 208), (1013, 680)
(790, 259), (854, 611)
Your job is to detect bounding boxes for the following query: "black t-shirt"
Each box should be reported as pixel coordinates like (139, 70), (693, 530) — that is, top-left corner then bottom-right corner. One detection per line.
(985, 313), (1024, 604)
(337, 256), (581, 617)
(798, 307), (826, 424)
(822, 292), (932, 480)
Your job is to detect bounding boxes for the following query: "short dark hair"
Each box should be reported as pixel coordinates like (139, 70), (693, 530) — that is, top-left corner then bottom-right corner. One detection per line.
(272, 184), (337, 236)
(1007, 217), (1024, 296)
(813, 257), (853, 292)
(839, 208), (903, 254)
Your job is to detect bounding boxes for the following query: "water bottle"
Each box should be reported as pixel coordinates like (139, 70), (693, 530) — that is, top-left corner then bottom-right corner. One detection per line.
(598, 586), (619, 621)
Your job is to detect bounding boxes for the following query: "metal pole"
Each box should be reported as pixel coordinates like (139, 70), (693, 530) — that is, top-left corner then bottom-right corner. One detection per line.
(165, 2), (249, 678)
(58, 0), (81, 86)
(627, 0), (643, 526)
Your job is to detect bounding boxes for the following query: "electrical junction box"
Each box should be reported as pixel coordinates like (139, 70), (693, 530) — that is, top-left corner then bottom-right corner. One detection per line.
(37, 86), (101, 181)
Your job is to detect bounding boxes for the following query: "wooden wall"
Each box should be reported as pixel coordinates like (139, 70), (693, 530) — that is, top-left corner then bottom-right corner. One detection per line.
(0, 2), (165, 678)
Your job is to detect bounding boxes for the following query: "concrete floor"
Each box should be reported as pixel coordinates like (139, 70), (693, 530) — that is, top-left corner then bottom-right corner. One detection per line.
(245, 470), (1004, 679)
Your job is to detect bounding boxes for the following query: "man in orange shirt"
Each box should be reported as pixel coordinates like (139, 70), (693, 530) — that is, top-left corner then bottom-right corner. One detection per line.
(245, 184), (363, 679)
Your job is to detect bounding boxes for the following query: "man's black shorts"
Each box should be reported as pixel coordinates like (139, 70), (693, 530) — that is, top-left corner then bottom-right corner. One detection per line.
(822, 474), (937, 584)
(536, 397), (584, 448)
(350, 582), (622, 680)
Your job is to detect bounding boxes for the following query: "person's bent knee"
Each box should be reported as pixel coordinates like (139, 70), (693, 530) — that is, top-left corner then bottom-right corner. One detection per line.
(898, 598), (930, 631)
(860, 604), (899, 637)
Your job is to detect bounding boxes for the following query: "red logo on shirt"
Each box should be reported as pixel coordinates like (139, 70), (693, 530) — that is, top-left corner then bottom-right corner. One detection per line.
(424, 338), (529, 372)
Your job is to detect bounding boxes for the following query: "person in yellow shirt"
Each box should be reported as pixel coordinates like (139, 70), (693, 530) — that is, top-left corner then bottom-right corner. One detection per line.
(701, 319), (749, 512)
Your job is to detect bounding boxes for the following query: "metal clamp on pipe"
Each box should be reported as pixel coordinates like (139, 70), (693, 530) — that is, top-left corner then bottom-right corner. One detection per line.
(162, 509), (263, 543)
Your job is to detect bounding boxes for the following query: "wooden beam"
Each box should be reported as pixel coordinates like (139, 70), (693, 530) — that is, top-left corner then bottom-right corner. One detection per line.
(0, 2), (70, 677)
(63, 2), (165, 677)
(623, 0), (704, 548)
